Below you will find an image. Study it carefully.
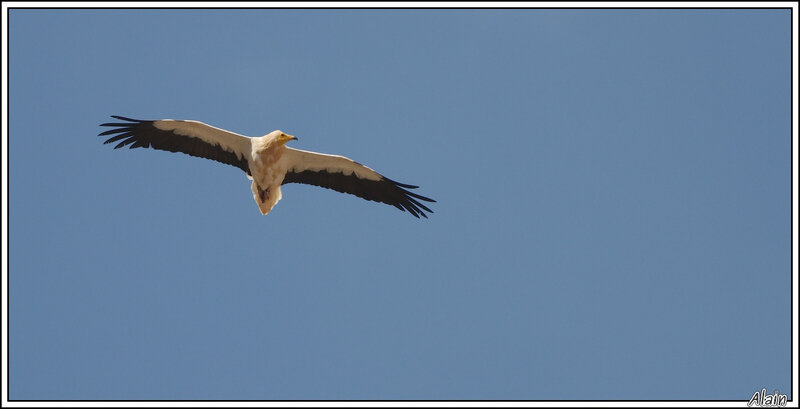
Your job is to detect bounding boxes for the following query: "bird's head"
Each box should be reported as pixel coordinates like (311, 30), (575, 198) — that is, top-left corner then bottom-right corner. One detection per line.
(272, 130), (297, 145)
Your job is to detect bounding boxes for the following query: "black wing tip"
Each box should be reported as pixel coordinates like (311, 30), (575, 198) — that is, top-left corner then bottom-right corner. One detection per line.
(385, 177), (435, 199)
(99, 115), (148, 147)
(99, 116), (149, 127)
(110, 115), (145, 122)
(405, 207), (430, 219)
(384, 178), (435, 218)
(384, 177), (418, 189)
(402, 203), (433, 219)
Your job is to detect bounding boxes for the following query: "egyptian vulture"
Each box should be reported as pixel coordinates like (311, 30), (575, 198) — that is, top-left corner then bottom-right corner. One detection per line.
(99, 116), (435, 218)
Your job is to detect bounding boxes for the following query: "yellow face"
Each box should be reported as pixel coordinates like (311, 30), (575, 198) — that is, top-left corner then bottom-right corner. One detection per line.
(277, 132), (297, 145)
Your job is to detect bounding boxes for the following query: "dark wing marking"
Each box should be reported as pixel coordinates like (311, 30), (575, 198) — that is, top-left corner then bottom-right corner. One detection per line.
(282, 170), (435, 218)
(99, 116), (250, 174)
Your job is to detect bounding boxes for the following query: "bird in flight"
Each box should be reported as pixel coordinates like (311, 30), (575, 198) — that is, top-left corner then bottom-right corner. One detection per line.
(99, 116), (435, 218)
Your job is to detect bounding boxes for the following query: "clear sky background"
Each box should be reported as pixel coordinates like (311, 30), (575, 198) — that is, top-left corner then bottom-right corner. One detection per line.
(8, 8), (792, 401)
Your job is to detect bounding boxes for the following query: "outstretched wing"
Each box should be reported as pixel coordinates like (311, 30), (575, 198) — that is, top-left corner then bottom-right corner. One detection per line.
(99, 116), (252, 174)
(279, 147), (435, 218)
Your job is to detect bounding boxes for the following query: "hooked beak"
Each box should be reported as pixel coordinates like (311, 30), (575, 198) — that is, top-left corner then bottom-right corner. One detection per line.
(278, 133), (298, 145)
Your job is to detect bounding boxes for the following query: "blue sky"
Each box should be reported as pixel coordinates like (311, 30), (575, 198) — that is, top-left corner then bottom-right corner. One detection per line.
(7, 8), (792, 401)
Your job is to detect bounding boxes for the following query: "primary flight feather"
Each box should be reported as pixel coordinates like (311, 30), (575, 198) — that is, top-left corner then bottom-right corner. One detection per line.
(99, 116), (435, 217)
